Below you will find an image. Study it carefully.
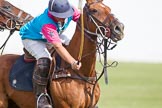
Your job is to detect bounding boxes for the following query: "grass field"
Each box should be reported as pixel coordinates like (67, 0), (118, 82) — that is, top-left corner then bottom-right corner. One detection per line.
(96, 62), (162, 108)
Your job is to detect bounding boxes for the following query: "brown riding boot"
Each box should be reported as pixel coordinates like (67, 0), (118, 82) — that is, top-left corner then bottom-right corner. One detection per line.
(33, 58), (53, 108)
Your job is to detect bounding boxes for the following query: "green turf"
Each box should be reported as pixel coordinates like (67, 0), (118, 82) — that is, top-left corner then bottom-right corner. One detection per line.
(96, 62), (162, 108)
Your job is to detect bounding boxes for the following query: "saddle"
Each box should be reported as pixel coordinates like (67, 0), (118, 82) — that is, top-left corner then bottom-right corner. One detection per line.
(23, 48), (36, 62)
(9, 44), (69, 91)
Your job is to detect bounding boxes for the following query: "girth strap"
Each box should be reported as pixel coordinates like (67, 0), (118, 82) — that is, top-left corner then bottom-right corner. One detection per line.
(53, 70), (96, 82)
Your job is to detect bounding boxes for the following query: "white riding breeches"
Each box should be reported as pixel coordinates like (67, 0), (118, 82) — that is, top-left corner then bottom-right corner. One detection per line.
(22, 39), (52, 60)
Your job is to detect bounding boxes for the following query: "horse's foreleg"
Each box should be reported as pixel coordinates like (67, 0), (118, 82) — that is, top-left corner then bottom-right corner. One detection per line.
(0, 77), (8, 108)
(0, 90), (8, 108)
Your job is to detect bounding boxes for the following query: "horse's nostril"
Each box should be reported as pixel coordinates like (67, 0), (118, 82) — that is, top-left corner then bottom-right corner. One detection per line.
(111, 23), (124, 42)
(114, 25), (122, 35)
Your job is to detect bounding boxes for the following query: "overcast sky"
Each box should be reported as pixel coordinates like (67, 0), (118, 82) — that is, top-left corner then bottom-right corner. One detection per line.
(0, 0), (162, 63)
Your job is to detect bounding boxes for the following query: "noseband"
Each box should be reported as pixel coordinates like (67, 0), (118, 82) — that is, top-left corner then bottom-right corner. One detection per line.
(85, 1), (119, 36)
(81, 1), (118, 48)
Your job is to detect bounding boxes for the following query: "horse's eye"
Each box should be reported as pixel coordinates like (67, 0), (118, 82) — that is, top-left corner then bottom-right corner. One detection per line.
(89, 9), (98, 14)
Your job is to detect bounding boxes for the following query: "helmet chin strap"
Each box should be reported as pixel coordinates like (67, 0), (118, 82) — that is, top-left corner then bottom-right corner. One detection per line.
(57, 21), (63, 34)
(58, 22), (62, 29)
(57, 18), (68, 34)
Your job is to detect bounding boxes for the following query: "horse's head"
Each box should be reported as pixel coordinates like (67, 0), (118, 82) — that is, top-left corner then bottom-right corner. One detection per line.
(0, 1), (33, 31)
(84, 0), (124, 42)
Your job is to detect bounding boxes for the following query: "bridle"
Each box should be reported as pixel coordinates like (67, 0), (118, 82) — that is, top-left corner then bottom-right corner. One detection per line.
(81, 0), (119, 78)
(0, 2), (33, 55)
(78, 2), (119, 107)
(84, 0), (123, 43)
(0, 5), (32, 31)
(84, 1), (113, 36)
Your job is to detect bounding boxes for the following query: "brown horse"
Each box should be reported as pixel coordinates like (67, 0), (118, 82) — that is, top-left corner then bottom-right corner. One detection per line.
(0, 0), (124, 108)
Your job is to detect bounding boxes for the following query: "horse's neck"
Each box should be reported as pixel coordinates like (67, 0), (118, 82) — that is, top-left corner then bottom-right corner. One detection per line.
(67, 25), (97, 77)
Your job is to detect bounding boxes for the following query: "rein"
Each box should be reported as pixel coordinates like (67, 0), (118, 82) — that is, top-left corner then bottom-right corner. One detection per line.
(53, 0), (118, 86)
(0, 29), (15, 55)
(77, 2), (118, 107)
(78, 0), (84, 61)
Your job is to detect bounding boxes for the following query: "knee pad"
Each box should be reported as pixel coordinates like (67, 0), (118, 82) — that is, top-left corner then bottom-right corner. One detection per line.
(35, 57), (51, 77)
(33, 58), (51, 86)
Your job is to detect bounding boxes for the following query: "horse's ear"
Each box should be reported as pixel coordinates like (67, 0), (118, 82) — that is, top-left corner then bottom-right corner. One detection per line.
(86, 0), (95, 4)
(86, 0), (103, 4)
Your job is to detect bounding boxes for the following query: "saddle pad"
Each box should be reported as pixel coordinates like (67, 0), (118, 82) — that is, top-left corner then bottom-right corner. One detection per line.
(9, 55), (36, 91)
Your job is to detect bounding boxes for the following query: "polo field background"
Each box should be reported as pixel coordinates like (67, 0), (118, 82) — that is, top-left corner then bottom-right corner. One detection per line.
(96, 62), (162, 108)
(0, 31), (162, 108)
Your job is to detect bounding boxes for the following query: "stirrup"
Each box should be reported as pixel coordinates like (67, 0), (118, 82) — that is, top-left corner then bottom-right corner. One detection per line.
(37, 93), (53, 108)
